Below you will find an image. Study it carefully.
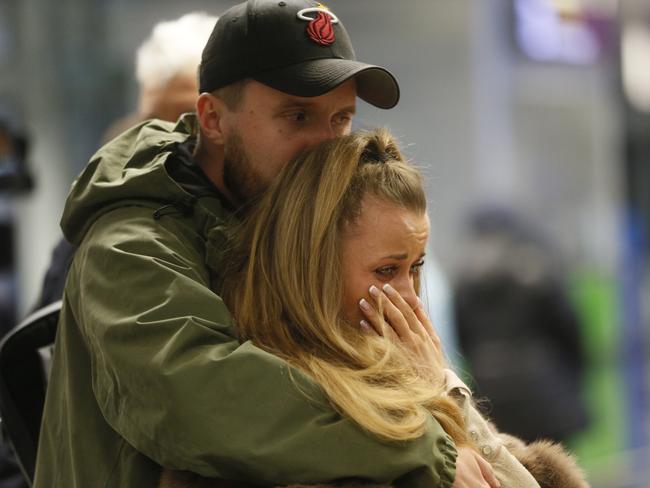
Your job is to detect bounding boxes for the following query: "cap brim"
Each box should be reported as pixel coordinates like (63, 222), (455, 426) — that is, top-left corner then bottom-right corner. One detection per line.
(253, 58), (400, 109)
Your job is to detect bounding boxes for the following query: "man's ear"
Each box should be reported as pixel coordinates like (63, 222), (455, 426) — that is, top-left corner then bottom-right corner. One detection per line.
(196, 92), (227, 144)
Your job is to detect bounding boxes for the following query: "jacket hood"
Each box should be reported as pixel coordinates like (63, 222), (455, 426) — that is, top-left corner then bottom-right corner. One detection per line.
(61, 114), (222, 245)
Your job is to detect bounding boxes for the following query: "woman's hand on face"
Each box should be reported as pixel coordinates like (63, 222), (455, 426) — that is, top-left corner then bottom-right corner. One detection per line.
(452, 447), (500, 488)
(358, 291), (499, 488)
(359, 283), (442, 369)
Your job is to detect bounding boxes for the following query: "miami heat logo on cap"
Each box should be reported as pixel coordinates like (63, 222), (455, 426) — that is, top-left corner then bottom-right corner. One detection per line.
(297, 3), (339, 46)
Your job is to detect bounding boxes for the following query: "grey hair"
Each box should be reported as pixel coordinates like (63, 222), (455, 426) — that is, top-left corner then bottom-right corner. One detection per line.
(136, 12), (217, 90)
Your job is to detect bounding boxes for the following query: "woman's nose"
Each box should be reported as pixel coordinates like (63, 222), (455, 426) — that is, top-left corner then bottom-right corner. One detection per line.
(393, 279), (418, 310)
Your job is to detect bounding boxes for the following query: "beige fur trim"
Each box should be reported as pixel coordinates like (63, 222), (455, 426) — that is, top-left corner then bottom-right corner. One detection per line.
(501, 439), (590, 488)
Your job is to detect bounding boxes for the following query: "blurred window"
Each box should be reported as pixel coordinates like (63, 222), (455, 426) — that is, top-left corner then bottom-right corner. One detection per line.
(514, 0), (612, 64)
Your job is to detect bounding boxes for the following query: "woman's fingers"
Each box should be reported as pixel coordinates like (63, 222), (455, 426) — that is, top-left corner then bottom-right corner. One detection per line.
(358, 298), (384, 336)
(414, 305), (442, 352)
(380, 284), (422, 333)
(360, 284), (431, 345)
(359, 286), (444, 378)
(358, 297), (400, 342)
(358, 285), (442, 364)
(452, 447), (501, 488)
(476, 454), (500, 488)
(368, 285), (413, 340)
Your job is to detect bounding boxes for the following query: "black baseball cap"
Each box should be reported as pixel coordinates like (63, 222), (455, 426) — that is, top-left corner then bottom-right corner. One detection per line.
(199, 0), (400, 109)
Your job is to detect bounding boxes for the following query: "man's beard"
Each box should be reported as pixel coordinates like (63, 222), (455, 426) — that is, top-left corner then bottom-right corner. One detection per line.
(222, 130), (264, 206)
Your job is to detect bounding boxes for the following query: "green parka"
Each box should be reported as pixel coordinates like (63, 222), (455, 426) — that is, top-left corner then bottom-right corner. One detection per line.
(33, 115), (457, 488)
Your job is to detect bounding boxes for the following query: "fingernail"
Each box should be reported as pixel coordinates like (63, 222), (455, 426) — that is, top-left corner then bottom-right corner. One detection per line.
(369, 285), (380, 297)
(416, 297), (423, 308)
(359, 298), (371, 311)
(360, 319), (371, 331)
(382, 283), (396, 295)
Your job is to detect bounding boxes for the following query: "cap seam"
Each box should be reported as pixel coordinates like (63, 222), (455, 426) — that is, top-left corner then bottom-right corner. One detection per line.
(252, 55), (355, 75)
(248, 0), (260, 73)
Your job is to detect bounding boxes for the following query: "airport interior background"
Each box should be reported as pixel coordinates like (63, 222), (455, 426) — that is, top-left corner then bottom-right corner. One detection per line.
(0, 0), (649, 486)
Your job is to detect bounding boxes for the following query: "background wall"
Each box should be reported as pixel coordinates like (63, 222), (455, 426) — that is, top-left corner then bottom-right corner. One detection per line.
(0, 0), (647, 486)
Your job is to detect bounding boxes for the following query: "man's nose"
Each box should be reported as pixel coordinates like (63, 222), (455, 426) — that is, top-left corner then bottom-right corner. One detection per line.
(304, 121), (337, 148)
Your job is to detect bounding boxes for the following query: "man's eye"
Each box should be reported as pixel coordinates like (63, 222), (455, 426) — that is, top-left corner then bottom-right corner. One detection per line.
(287, 112), (307, 122)
(333, 113), (353, 125)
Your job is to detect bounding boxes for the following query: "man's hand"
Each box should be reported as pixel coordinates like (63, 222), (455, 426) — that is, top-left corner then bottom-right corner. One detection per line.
(452, 447), (500, 488)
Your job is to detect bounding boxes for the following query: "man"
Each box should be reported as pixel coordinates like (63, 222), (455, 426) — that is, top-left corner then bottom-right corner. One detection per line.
(34, 2), (463, 487)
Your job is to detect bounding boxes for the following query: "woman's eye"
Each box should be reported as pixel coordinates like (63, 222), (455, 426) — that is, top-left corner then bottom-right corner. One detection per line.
(375, 266), (397, 278)
(410, 260), (425, 275)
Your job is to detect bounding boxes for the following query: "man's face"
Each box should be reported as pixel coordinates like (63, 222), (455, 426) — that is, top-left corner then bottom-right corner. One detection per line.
(220, 79), (356, 202)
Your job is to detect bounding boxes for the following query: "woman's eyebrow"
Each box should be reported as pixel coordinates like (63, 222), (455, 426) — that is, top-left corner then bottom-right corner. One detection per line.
(384, 253), (407, 260)
(380, 252), (426, 260)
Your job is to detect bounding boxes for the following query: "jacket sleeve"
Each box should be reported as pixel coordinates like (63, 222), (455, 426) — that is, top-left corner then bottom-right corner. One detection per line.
(70, 207), (457, 488)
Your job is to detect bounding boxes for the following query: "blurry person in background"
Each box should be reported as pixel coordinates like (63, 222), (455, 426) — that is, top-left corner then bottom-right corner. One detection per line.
(453, 207), (590, 444)
(0, 121), (34, 488)
(0, 120), (33, 331)
(33, 12), (217, 310)
(0, 121), (33, 195)
(102, 12), (218, 142)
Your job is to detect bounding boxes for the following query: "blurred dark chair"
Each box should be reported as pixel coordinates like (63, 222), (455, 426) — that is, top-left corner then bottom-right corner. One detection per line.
(0, 300), (61, 486)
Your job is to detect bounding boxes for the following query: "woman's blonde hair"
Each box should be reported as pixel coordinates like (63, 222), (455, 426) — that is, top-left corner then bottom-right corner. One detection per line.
(221, 128), (468, 445)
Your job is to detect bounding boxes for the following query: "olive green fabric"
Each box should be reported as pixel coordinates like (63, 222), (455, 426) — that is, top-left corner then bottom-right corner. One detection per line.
(33, 115), (457, 488)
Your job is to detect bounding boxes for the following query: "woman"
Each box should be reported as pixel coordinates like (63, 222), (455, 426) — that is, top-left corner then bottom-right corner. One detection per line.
(161, 129), (588, 488)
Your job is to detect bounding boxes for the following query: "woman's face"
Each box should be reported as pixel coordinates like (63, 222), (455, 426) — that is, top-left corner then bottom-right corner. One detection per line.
(340, 195), (430, 327)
